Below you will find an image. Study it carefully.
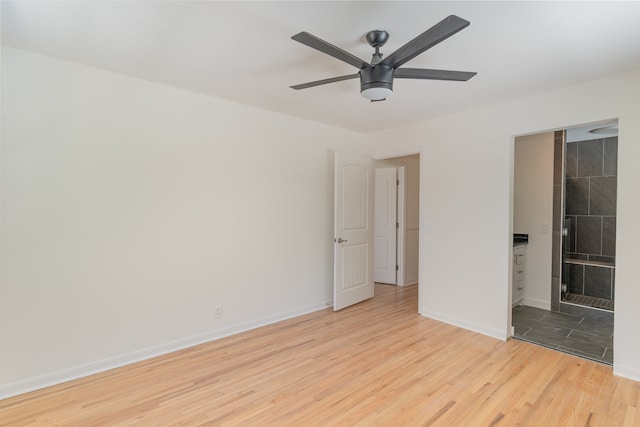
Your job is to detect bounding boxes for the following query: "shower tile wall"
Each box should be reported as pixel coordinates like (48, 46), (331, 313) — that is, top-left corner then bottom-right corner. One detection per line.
(564, 137), (617, 300)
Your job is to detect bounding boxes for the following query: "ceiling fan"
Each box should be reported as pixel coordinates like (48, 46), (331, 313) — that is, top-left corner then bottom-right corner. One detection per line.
(290, 15), (476, 102)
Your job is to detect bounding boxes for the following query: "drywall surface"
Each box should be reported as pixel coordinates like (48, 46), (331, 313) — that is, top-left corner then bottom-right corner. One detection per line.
(514, 133), (554, 309)
(0, 47), (367, 396)
(368, 68), (640, 381)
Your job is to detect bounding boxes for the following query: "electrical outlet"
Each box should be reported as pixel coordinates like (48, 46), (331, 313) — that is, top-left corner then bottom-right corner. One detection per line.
(214, 304), (223, 319)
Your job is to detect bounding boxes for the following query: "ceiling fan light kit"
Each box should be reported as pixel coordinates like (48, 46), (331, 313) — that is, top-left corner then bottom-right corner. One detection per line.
(290, 15), (477, 102)
(360, 63), (394, 101)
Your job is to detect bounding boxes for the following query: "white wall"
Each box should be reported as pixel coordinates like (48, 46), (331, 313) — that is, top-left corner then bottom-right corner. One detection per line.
(0, 47), (367, 397)
(369, 68), (640, 381)
(514, 133), (554, 309)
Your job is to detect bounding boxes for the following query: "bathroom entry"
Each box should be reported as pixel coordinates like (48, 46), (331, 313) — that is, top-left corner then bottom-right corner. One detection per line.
(373, 155), (420, 286)
(511, 120), (616, 365)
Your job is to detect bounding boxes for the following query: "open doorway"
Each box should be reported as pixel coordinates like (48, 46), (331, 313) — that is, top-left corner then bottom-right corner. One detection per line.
(374, 155), (420, 287)
(511, 120), (617, 365)
(333, 151), (419, 312)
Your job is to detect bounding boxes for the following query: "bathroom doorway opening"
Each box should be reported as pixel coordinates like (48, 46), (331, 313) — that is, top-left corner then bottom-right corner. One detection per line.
(511, 119), (617, 365)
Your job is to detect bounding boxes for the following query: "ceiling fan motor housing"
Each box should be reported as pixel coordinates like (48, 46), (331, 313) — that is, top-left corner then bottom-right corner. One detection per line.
(360, 64), (394, 93)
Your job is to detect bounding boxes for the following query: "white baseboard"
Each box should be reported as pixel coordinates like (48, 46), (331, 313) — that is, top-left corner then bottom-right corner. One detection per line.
(0, 300), (331, 400)
(398, 280), (418, 287)
(522, 297), (551, 310)
(613, 363), (640, 382)
(419, 307), (508, 341)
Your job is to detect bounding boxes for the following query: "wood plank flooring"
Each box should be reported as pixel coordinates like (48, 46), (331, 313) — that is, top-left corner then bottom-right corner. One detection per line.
(1, 284), (639, 426)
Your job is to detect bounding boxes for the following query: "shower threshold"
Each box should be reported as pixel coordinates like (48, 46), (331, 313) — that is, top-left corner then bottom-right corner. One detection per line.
(563, 293), (614, 311)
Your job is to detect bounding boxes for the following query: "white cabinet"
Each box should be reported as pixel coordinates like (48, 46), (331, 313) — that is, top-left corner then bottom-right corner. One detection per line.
(512, 245), (526, 306)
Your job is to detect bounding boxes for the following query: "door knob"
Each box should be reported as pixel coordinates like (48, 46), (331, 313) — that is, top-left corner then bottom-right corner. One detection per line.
(335, 237), (348, 243)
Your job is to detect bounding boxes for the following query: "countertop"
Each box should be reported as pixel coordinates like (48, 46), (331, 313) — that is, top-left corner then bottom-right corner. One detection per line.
(513, 233), (529, 246)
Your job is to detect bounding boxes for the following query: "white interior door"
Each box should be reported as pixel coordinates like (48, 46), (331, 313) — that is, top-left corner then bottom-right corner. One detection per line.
(334, 151), (374, 311)
(374, 167), (397, 284)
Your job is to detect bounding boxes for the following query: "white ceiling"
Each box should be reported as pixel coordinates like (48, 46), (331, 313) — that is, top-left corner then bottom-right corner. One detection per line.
(566, 119), (618, 143)
(3, 1), (640, 134)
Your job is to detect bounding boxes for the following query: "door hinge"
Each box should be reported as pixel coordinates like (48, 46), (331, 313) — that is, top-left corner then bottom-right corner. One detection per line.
(396, 265), (399, 271)
(396, 179), (400, 185)
(396, 222), (399, 228)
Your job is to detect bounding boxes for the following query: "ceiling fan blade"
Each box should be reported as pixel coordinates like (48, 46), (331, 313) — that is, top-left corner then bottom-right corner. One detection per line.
(290, 73), (360, 90)
(381, 15), (470, 69)
(395, 68), (476, 81)
(292, 32), (369, 69)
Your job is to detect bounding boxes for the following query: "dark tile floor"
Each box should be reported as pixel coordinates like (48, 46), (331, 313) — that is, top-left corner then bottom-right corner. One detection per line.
(512, 305), (614, 365)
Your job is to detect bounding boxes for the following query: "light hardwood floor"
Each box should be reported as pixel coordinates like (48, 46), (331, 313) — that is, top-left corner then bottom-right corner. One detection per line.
(1, 284), (639, 426)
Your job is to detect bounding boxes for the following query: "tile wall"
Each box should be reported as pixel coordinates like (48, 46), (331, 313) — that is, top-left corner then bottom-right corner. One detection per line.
(563, 137), (617, 300)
